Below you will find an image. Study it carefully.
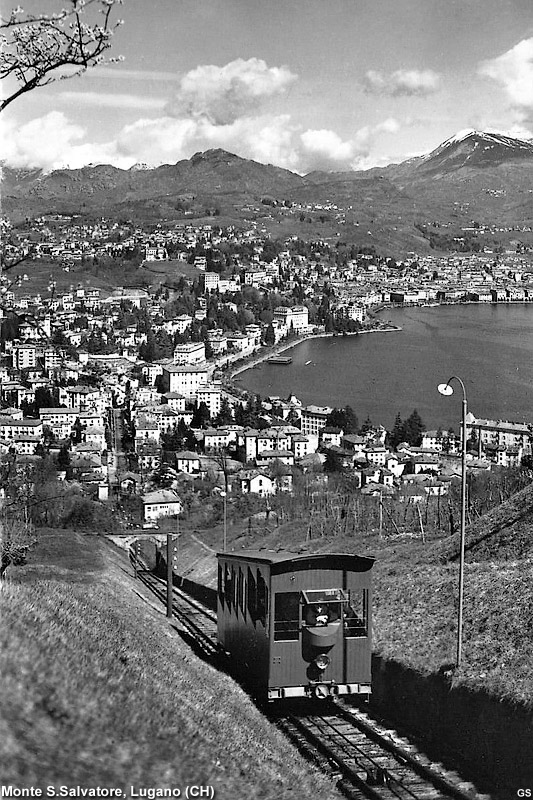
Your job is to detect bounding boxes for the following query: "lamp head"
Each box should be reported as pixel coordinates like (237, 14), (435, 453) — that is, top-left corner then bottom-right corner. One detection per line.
(438, 383), (454, 396)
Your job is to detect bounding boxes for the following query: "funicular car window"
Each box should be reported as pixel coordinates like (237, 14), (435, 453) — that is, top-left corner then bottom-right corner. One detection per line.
(232, 566), (238, 610)
(247, 567), (256, 622)
(225, 564), (233, 611)
(218, 564), (224, 605)
(256, 571), (268, 627)
(274, 592), (300, 640)
(302, 588), (347, 626)
(238, 569), (245, 615)
(344, 589), (368, 637)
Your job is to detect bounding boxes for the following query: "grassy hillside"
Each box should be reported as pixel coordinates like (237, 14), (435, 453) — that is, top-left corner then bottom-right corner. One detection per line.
(169, 499), (533, 708)
(0, 530), (340, 799)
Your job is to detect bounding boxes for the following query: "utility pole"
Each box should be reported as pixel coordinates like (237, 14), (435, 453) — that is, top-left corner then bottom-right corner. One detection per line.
(166, 532), (173, 618)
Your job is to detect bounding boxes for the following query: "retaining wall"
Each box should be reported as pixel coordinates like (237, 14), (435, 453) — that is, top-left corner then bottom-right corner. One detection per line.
(371, 655), (533, 798)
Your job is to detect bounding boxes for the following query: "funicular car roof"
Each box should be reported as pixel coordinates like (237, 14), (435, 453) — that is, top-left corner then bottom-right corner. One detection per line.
(216, 550), (375, 574)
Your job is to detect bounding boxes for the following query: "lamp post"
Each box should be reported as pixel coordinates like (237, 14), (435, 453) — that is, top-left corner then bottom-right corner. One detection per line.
(438, 376), (467, 667)
(220, 491), (227, 552)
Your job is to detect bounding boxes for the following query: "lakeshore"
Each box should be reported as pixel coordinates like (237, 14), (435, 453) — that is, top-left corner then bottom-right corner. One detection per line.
(229, 323), (401, 379)
(235, 303), (533, 429)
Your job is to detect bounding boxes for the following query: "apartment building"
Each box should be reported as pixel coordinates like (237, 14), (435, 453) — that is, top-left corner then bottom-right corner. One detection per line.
(173, 342), (206, 366)
(161, 365), (208, 397)
(301, 405), (333, 437)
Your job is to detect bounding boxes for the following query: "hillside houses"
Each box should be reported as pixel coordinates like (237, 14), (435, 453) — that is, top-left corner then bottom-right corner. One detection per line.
(2, 211), (533, 526)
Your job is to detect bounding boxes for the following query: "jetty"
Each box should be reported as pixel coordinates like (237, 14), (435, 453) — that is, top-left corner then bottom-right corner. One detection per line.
(266, 355), (293, 365)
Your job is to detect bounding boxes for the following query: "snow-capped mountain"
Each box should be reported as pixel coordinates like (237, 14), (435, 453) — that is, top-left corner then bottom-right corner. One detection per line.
(417, 129), (533, 173)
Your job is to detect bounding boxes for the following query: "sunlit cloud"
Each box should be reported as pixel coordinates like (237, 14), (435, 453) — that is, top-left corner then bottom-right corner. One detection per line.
(165, 57), (297, 125)
(2, 108), (404, 174)
(298, 119), (402, 172)
(479, 38), (533, 108)
(0, 112), (135, 170)
(3, 56), (403, 173)
(363, 69), (441, 97)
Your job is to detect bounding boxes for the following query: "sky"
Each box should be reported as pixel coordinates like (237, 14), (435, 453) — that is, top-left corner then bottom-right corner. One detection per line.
(3, 0), (533, 173)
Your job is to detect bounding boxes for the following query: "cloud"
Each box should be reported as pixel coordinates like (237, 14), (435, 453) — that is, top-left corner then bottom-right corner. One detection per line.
(1, 112), (85, 170)
(57, 91), (166, 110)
(363, 68), (441, 97)
(300, 129), (358, 170)
(2, 57), (402, 174)
(2, 108), (403, 174)
(113, 113), (300, 171)
(298, 119), (401, 172)
(0, 111), (140, 171)
(84, 67), (182, 82)
(479, 38), (533, 108)
(166, 57), (297, 124)
(375, 117), (401, 134)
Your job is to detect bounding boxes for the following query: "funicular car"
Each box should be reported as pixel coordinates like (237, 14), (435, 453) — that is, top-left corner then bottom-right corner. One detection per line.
(217, 550), (374, 701)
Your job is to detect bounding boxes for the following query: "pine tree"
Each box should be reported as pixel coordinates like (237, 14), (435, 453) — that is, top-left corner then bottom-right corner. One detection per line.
(191, 401), (211, 429)
(215, 397), (234, 427)
(388, 412), (404, 449)
(403, 409), (426, 446)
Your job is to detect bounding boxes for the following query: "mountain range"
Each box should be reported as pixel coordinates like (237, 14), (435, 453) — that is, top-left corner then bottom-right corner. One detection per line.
(3, 130), (533, 254)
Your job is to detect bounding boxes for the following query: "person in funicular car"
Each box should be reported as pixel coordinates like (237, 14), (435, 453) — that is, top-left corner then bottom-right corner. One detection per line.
(303, 602), (340, 627)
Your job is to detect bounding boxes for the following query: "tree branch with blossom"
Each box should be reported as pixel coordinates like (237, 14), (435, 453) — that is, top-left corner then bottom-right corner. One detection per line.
(0, 0), (124, 113)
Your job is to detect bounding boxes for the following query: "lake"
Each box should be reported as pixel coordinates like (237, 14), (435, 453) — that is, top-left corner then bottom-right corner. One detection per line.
(238, 304), (533, 431)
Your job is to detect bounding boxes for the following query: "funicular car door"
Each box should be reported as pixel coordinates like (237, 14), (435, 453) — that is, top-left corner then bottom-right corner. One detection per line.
(343, 572), (372, 684)
(269, 569), (346, 690)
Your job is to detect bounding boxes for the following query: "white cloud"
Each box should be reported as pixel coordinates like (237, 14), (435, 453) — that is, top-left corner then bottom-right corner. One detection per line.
(2, 109), (403, 174)
(84, 67), (182, 82)
(363, 69), (441, 97)
(479, 38), (533, 108)
(0, 111), (140, 171)
(166, 57), (297, 124)
(2, 56), (403, 174)
(376, 117), (401, 134)
(57, 91), (167, 110)
(298, 119), (401, 172)
(1, 112), (85, 170)
(300, 129), (358, 170)
(114, 113), (300, 171)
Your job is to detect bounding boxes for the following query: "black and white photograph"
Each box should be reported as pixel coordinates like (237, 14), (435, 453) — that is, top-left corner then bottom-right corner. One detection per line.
(1, 1), (533, 798)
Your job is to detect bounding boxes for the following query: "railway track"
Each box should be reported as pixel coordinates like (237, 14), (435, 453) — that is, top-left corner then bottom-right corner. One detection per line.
(136, 569), (218, 658)
(131, 561), (490, 800)
(275, 706), (490, 800)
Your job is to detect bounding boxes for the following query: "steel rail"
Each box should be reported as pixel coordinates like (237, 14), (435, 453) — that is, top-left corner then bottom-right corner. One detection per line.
(128, 555), (489, 800)
(136, 569), (218, 657)
(276, 710), (489, 800)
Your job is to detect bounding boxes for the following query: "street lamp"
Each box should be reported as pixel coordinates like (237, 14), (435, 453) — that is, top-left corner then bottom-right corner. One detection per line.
(220, 491), (227, 552)
(438, 376), (467, 667)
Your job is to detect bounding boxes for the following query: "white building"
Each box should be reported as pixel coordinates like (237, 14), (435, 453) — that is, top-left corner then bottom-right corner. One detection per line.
(202, 272), (220, 292)
(273, 305), (309, 332)
(301, 405), (333, 437)
(143, 489), (182, 521)
(163, 315), (193, 335)
(173, 341), (206, 366)
(196, 385), (222, 417)
(161, 365), (208, 398)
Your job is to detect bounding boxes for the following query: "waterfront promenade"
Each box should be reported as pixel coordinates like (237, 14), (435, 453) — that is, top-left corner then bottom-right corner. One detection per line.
(229, 323), (401, 379)
(236, 303), (533, 429)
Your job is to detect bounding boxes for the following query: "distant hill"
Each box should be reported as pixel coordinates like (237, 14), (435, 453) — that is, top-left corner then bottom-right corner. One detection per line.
(4, 131), (533, 253)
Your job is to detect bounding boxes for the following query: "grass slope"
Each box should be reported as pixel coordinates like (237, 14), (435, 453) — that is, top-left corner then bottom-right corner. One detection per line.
(0, 530), (340, 799)
(171, 508), (533, 708)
